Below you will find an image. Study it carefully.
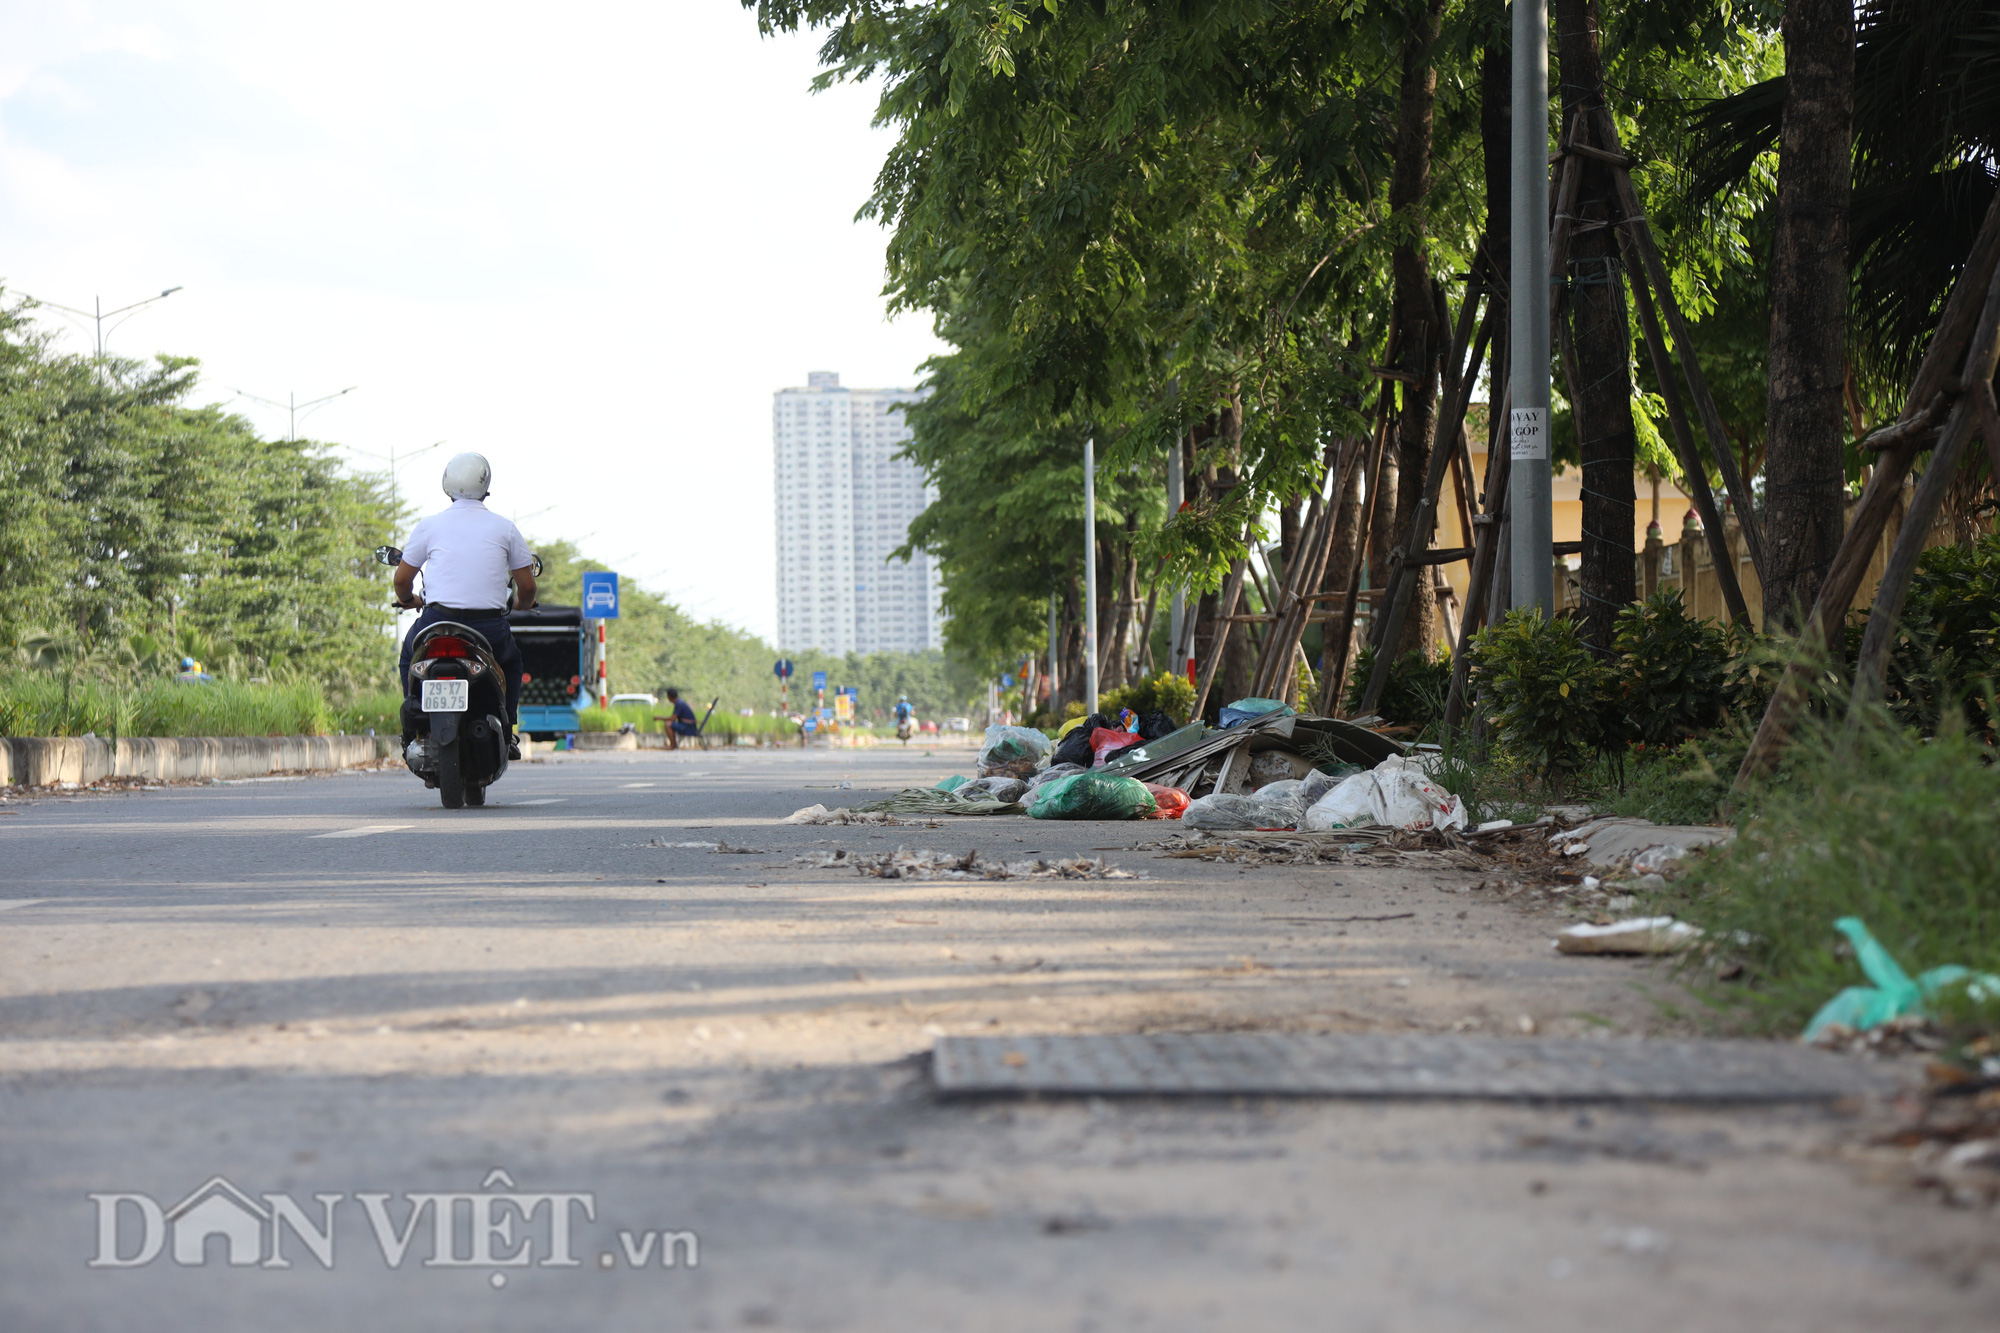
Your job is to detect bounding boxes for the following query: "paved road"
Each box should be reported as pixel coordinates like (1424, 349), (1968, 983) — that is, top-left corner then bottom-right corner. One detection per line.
(0, 747), (1992, 1330)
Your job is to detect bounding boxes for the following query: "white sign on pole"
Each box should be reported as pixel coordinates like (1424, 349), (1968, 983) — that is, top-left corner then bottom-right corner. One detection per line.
(1509, 407), (1546, 461)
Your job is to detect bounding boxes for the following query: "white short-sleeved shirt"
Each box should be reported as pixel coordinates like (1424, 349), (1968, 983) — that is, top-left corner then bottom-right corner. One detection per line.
(401, 498), (533, 610)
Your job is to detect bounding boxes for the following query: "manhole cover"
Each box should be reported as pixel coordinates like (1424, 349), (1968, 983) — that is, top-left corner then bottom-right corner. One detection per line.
(932, 1032), (1889, 1102)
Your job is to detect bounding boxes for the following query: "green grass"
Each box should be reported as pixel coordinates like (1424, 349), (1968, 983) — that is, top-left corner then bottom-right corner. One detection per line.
(0, 671), (353, 738)
(1653, 712), (2000, 1035)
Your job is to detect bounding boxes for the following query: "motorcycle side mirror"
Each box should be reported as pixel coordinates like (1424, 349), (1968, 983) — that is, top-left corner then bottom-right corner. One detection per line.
(374, 545), (404, 567)
(529, 554), (544, 577)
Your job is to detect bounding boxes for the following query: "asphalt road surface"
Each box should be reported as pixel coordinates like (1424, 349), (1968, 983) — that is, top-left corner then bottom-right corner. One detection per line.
(0, 745), (1993, 1330)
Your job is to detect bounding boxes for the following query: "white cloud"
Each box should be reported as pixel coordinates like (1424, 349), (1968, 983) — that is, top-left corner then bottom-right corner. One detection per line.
(0, 0), (944, 636)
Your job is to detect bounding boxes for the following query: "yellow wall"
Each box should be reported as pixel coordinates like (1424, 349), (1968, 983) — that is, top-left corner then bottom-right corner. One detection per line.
(1436, 438), (1694, 610)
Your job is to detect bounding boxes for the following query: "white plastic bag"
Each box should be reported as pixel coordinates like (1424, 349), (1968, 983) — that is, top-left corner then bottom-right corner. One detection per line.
(1302, 756), (1468, 832)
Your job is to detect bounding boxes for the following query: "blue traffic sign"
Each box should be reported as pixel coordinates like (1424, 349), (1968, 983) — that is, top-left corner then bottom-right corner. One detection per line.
(811, 670), (827, 692)
(580, 571), (620, 619)
(773, 658), (794, 679)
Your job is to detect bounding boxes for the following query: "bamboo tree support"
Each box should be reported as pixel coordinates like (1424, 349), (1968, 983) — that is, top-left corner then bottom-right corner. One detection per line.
(1442, 373), (1510, 731)
(1189, 545), (1252, 722)
(1357, 298), (1495, 713)
(1247, 454), (1347, 700)
(1318, 389), (1398, 714)
(1850, 264), (2000, 708)
(1588, 107), (1769, 594)
(1613, 220), (1752, 625)
(1736, 190), (2000, 784)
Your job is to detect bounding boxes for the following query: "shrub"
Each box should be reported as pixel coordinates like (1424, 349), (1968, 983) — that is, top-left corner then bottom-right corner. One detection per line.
(1344, 646), (1451, 730)
(1468, 609), (1614, 791)
(1666, 712), (2000, 1034)
(1099, 670), (1198, 726)
(1861, 533), (2000, 735)
(1612, 589), (1734, 747)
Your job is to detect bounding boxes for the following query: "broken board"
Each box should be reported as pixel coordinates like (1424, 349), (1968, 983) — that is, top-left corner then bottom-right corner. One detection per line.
(932, 1032), (1889, 1102)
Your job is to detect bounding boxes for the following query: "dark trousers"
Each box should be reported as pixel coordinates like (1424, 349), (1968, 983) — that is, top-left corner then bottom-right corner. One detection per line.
(399, 607), (523, 728)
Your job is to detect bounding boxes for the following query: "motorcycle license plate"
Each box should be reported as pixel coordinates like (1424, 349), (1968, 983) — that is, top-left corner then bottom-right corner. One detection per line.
(421, 679), (469, 713)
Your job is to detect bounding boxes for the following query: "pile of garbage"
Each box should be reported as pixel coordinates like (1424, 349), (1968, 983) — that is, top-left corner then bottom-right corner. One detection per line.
(922, 701), (1469, 829)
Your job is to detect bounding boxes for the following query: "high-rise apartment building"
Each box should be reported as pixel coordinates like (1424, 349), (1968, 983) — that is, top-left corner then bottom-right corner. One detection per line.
(773, 371), (943, 655)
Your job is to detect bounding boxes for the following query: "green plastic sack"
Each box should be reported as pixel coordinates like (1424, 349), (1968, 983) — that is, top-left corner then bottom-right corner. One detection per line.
(1802, 917), (2000, 1040)
(934, 775), (970, 792)
(1028, 772), (1157, 821)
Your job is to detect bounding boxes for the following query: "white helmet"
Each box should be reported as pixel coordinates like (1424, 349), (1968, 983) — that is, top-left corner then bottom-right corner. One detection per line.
(442, 452), (491, 500)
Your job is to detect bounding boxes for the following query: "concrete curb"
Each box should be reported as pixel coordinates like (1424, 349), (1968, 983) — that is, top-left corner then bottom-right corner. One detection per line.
(0, 735), (399, 787)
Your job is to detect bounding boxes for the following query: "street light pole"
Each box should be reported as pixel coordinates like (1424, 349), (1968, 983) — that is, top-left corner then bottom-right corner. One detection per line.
(1509, 0), (1556, 616)
(232, 386), (358, 443)
(18, 286), (184, 362)
(342, 438), (446, 516)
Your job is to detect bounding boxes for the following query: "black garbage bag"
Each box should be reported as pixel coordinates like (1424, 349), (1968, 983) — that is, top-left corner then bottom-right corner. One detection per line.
(1050, 713), (1113, 769)
(1135, 709), (1178, 741)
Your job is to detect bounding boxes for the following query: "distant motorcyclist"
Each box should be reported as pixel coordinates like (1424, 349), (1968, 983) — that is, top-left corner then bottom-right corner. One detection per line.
(894, 694), (915, 744)
(393, 453), (537, 758)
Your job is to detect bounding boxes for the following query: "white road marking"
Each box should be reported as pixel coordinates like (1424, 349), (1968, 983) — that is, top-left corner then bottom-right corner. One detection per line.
(310, 824), (414, 839)
(620, 783), (656, 789)
(512, 798), (567, 806)
(0, 899), (46, 911)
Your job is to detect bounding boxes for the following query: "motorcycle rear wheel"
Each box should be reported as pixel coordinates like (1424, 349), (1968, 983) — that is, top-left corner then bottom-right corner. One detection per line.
(465, 783), (487, 807)
(437, 738), (466, 809)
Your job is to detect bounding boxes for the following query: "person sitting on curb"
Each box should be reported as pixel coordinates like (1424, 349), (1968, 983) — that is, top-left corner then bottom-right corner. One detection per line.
(664, 688), (700, 749)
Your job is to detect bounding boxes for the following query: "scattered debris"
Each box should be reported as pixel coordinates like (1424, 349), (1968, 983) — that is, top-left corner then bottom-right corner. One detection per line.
(783, 804), (902, 826)
(848, 788), (1024, 817)
(1554, 917), (1704, 955)
(794, 847), (1138, 881)
(1545, 816), (1733, 872)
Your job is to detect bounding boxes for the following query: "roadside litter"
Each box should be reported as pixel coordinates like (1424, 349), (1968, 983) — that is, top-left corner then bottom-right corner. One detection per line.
(794, 846), (1138, 881)
(1545, 816), (1734, 872)
(1803, 917), (2000, 1042)
(975, 725), (1051, 779)
(849, 786), (1026, 817)
(1182, 791), (1306, 831)
(1554, 917), (1703, 955)
(1028, 771), (1157, 820)
(783, 804), (902, 826)
(1301, 756), (1468, 833)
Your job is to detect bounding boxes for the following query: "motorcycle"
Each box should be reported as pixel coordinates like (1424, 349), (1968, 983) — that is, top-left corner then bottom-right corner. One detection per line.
(375, 546), (539, 810)
(896, 714), (915, 745)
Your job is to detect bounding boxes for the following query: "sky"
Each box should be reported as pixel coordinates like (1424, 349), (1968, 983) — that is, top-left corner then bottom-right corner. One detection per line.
(0, 0), (946, 642)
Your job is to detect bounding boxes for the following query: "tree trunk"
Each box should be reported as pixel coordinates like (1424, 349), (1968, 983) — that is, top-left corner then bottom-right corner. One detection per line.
(1554, 0), (1636, 649)
(1388, 0), (1449, 658)
(1762, 0), (1854, 631)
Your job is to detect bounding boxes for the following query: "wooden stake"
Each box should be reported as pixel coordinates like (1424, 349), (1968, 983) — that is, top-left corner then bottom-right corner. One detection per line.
(1592, 110), (1769, 593)
(1615, 220), (1751, 625)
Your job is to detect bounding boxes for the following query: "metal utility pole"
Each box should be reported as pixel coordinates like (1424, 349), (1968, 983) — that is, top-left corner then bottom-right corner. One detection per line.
(1510, 0), (1556, 615)
(1083, 437), (1100, 716)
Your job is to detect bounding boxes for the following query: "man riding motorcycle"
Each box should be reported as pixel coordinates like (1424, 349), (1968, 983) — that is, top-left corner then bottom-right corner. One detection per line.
(393, 453), (537, 759)
(894, 693), (915, 744)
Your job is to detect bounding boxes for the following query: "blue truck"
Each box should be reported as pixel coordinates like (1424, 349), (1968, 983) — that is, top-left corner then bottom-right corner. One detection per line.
(508, 604), (596, 739)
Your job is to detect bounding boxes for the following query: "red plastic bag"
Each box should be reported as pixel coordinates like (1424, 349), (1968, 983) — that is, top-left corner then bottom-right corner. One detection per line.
(1143, 783), (1190, 819)
(1090, 726), (1143, 766)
